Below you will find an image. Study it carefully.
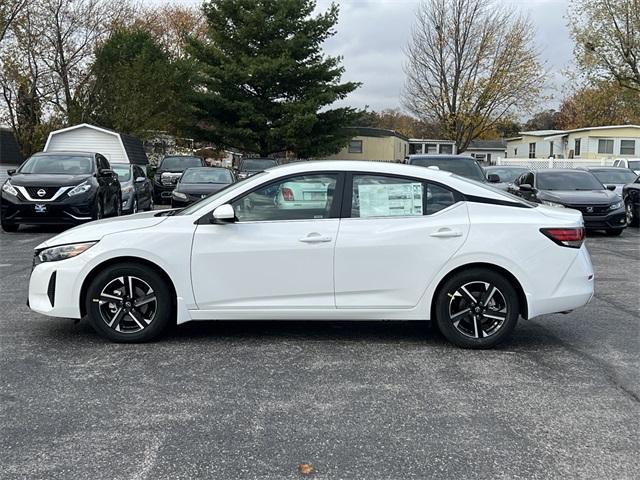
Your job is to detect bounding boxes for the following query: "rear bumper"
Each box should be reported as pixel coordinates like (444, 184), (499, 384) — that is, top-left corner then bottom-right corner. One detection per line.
(526, 245), (595, 318)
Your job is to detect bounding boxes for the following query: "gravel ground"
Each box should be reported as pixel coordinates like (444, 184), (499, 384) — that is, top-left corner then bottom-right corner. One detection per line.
(0, 223), (638, 480)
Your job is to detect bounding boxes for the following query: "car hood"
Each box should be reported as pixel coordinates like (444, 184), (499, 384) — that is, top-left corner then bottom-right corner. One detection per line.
(8, 173), (92, 187)
(176, 183), (229, 195)
(538, 189), (619, 204)
(36, 211), (169, 249)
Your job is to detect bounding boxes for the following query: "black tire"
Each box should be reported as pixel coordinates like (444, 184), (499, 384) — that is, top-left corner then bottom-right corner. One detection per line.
(605, 228), (624, 236)
(113, 195), (122, 217)
(85, 263), (173, 343)
(131, 196), (138, 214)
(435, 268), (519, 349)
(1, 222), (19, 232)
(625, 198), (639, 227)
(92, 199), (104, 221)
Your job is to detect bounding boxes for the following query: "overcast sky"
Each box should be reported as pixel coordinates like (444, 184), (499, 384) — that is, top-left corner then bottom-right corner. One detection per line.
(150, 0), (574, 113)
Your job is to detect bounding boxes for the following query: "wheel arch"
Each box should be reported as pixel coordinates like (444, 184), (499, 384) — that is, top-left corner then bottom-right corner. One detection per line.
(79, 256), (177, 317)
(430, 262), (529, 321)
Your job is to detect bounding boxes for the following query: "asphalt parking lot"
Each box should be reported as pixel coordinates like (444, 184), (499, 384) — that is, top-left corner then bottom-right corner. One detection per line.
(0, 226), (638, 480)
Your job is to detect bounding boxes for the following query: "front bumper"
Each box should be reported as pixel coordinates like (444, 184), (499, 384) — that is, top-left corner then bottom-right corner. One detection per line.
(582, 207), (626, 230)
(153, 181), (178, 201)
(1, 191), (95, 225)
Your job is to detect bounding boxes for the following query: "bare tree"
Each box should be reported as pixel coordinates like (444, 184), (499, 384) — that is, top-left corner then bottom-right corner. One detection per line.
(403, 0), (546, 152)
(570, 0), (640, 92)
(0, 0), (28, 44)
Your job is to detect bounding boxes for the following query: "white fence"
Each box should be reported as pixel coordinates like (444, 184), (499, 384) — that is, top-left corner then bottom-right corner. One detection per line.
(495, 158), (611, 169)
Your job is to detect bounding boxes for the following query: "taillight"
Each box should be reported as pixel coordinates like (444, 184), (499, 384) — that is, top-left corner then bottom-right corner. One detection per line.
(281, 187), (294, 201)
(540, 227), (585, 248)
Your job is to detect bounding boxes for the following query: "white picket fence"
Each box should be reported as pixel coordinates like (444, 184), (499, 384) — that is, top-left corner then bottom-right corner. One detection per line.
(495, 158), (611, 169)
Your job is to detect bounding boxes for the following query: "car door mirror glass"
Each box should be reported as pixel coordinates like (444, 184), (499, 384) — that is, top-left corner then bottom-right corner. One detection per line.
(211, 204), (236, 223)
(606, 184), (616, 191)
(7, 169), (16, 176)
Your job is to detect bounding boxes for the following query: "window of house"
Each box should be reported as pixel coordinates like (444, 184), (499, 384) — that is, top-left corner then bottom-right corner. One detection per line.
(348, 140), (363, 154)
(574, 138), (581, 156)
(514, 148), (518, 156)
(549, 141), (554, 157)
(426, 143), (437, 154)
(598, 139), (614, 154)
(232, 173), (338, 222)
(439, 144), (453, 154)
(409, 143), (421, 155)
(528, 143), (536, 158)
(620, 140), (635, 155)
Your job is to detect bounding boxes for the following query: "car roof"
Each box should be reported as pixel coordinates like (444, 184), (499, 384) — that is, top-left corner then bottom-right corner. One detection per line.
(534, 168), (594, 174)
(580, 166), (632, 170)
(33, 151), (95, 157)
(485, 165), (528, 169)
(408, 155), (476, 160)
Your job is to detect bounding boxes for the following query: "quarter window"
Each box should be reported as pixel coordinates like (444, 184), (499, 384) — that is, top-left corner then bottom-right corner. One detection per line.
(598, 139), (614, 154)
(232, 174), (338, 222)
(348, 140), (363, 154)
(426, 184), (456, 214)
(620, 140), (635, 155)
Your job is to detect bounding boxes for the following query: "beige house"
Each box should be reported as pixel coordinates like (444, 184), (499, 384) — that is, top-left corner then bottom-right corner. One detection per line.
(323, 127), (408, 162)
(506, 125), (640, 160)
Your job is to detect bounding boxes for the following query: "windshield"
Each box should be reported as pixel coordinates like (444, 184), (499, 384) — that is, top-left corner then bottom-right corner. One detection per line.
(485, 167), (528, 183)
(177, 172), (268, 216)
(111, 164), (131, 182)
(180, 168), (233, 184)
(590, 169), (637, 185)
(159, 156), (202, 171)
(537, 171), (604, 190)
(629, 160), (640, 170)
(409, 157), (485, 182)
(19, 154), (94, 175)
(241, 159), (278, 171)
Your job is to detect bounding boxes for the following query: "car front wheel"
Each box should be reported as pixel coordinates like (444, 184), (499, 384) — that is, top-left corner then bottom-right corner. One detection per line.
(435, 268), (519, 349)
(626, 198), (638, 227)
(85, 263), (173, 342)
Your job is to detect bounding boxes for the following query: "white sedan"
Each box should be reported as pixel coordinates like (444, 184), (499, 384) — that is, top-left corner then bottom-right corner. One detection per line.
(28, 161), (594, 348)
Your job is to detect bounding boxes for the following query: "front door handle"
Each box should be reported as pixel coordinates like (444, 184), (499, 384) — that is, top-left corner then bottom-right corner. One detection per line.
(430, 228), (463, 238)
(299, 233), (332, 243)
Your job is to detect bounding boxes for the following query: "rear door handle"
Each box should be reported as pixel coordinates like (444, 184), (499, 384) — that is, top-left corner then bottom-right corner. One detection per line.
(430, 228), (463, 238)
(299, 233), (332, 243)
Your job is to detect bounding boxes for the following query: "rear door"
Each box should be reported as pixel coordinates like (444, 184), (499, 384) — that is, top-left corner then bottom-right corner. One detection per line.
(334, 173), (469, 309)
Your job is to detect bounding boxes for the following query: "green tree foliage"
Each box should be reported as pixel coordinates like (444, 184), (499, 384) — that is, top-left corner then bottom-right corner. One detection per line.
(89, 28), (192, 137)
(187, 0), (361, 157)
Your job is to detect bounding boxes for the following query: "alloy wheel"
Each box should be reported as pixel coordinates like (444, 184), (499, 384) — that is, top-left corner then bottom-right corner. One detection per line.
(447, 281), (508, 339)
(98, 276), (157, 333)
(132, 197), (138, 214)
(626, 201), (634, 225)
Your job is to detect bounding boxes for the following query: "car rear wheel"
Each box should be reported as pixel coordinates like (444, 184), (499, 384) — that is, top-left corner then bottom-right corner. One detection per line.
(626, 199), (638, 227)
(435, 269), (519, 349)
(85, 263), (173, 342)
(1, 222), (19, 232)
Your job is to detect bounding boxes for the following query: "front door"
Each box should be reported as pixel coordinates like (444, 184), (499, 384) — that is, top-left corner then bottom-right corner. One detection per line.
(334, 173), (469, 308)
(191, 172), (342, 309)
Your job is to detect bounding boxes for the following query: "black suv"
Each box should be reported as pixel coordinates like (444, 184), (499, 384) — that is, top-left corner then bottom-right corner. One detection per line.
(235, 158), (279, 180)
(153, 156), (206, 203)
(407, 155), (500, 183)
(1, 151), (121, 232)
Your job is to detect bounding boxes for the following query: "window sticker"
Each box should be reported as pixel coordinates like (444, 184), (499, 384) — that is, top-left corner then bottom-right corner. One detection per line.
(357, 183), (423, 217)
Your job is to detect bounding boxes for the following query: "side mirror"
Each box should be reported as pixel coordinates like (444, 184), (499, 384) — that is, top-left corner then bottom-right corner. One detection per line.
(7, 169), (16, 176)
(99, 168), (114, 176)
(487, 174), (501, 183)
(211, 204), (235, 223)
(606, 184), (616, 191)
(519, 183), (534, 192)
(135, 176), (146, 183)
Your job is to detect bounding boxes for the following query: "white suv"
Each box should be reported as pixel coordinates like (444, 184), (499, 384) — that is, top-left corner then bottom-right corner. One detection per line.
(612, 158), (640, 175)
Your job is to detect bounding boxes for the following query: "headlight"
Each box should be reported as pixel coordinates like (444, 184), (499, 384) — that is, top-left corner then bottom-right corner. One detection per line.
(34, 241), (97, 265)
(609, 201), (622, 210)
(2, 181), (18, 196)
(172, 191), (188, 200)
(68, 180), (92, 197)
(541, 200), (565, 208)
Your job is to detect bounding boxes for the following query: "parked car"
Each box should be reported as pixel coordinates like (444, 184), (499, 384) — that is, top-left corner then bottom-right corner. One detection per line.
(483, 166), (530, 190)
(153, 156), (206, 204)
(1, 151), (121, 232)
(27, 161), (594, 349)
(580, 166), (638, 196)
(508, 169), (626, 236)
(111, 164), (154, 214)
(236, 158), (278, 180)
(623, 175), (640, 227)
(171, 167), (236, 208)
(407, 155), (500, 184)
(612, 158), (640, 175)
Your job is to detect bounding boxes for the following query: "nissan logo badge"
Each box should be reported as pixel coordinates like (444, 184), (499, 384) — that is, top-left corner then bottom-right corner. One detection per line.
(37, 189), (46, 197)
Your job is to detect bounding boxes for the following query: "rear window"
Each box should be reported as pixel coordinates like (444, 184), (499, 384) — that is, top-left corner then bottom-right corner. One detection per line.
(628, 160), (640, 170)
(160, 157), (202, 171)
(19, 155), (94, 175)
(180, 168), (233, 184)
(112, 165), (132, 182)
(409, 157), (485, 182)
